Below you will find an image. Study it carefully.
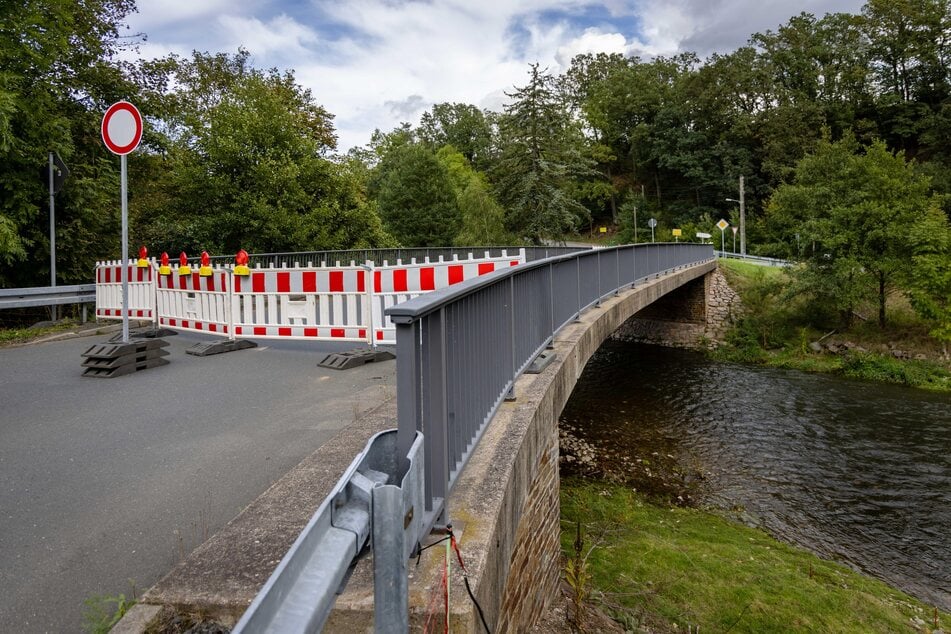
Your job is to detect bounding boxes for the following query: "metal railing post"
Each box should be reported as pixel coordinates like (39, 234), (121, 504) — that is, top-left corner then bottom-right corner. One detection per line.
(423, 310), (449, 524)
(396, 321), (421, 478)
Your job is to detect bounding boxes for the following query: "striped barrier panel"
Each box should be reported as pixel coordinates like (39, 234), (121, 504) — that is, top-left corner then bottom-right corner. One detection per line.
(230, 265), (371, 342)
(156, 267), (232, 336)
(370, 250), (525, 344)
(95, 250), (525, 346)
(94, 260), (156, 321)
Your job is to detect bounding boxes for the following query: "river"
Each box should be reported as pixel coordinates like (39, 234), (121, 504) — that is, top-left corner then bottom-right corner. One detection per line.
(559, 340), (951, 611)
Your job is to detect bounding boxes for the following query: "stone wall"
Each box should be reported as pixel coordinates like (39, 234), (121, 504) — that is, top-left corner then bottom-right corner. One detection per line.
(613, 264), (740, 348)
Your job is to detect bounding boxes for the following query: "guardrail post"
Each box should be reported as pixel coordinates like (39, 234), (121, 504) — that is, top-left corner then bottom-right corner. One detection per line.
(373, 484), (408, 633)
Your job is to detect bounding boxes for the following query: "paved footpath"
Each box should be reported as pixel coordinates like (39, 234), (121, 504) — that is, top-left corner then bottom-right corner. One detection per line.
(0, 330), (394, 633)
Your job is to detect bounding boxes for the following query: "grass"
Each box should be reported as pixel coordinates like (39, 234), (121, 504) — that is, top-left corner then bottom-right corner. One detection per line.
(0, 320), (82, 346)
(81, 591), (136, 634)
(561, 480), (950, 633)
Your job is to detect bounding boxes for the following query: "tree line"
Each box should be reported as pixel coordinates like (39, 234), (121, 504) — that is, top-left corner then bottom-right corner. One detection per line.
(1, 0), (949, 340)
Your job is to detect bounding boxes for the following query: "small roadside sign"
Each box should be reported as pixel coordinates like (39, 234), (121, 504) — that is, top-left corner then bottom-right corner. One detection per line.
(599, 226), (607, 233)
(716, 218), (729, 231)
(647, 218), (657, 228)
(672, 228), (682, 237)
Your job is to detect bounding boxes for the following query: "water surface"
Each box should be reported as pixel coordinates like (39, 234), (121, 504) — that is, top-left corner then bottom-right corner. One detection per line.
(560, 341), (951, 610)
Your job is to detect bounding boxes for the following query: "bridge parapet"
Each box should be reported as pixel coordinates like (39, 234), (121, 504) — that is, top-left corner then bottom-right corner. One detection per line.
(375, 244), (713, 630)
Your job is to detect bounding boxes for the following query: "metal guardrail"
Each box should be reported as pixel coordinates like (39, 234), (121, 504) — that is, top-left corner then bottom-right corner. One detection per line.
(717, 251), (791, 267)
(200, 245), (588, 267)
(386, 243), (714, 532)
(233, 429), (425, 634)
(0, 284), (96, 310)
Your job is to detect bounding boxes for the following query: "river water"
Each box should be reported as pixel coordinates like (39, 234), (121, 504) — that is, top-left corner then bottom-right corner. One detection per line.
(559, 340), (951, 610)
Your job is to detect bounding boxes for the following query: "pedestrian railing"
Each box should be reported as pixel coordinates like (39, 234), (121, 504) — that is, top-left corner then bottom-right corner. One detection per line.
(385, 243), (713, 533)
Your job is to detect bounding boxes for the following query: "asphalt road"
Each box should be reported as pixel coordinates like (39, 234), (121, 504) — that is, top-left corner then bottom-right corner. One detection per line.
(0, 330), (395, 633)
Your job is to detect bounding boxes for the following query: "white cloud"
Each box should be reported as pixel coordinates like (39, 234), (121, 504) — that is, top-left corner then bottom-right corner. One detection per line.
(123, 0), (868, 150)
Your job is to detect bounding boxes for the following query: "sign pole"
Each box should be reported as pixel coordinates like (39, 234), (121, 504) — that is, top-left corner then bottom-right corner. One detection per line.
(102, 100), (143, 344)
(120, 153), (129, 343)
(49, 152), (56, 320)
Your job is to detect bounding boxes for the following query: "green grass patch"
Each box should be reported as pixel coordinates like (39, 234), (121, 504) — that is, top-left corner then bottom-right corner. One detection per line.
(712, 260), (951, 392)
(561, 480), (950, 633)
(81, 592), (136, 634)
(0, 321), (77, 346)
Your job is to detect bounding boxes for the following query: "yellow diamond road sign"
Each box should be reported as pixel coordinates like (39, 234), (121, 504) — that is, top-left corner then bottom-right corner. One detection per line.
(716, 219), (729, 231)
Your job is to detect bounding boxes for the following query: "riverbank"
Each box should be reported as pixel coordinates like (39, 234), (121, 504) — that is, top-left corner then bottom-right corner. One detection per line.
(560, 480), (950, 633)
(712, 260), (951, 392)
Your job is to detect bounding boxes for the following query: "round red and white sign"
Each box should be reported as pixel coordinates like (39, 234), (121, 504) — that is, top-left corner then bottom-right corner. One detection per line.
(101, 101), (143, 155)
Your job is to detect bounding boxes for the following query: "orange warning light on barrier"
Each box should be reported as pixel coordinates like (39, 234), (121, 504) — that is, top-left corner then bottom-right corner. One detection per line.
(137, 245), (150, 268)
(199, 251), (213, 277)
(158, 252), (171, 275)
(234, 249), (250, 276)
(178, 251), (191, 275)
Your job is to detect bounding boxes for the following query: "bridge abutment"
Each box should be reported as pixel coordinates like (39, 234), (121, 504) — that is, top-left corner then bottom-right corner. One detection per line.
(614, 265), (740, 348)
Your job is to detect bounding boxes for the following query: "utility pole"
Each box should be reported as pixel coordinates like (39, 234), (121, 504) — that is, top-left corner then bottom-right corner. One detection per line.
(739, 175), (746, 255)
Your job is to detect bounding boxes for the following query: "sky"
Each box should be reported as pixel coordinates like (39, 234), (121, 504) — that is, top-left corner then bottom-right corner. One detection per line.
(120, 0), (866, 151)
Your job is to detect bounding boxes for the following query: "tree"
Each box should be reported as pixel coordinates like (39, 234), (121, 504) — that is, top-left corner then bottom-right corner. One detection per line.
(906, 201), (951, 350)
(374, 144), (460, 246)
(0, 0), (136, 286)
(133, 51), (392, 255)
(767, 136), (937, 328)
(418, 103), (494, 167)
(434, 145), (509, 245)
(493, 64), (593, 243)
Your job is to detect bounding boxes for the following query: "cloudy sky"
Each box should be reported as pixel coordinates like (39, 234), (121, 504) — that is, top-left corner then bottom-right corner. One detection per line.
(121, 0), (866, 151)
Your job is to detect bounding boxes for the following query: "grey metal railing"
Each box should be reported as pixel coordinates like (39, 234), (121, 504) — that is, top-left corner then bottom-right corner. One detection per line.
(386, 243), (713, 531)
(0, 284), (96, 323)
(717, 251), (791, 267)
(199, 245), (588, 267)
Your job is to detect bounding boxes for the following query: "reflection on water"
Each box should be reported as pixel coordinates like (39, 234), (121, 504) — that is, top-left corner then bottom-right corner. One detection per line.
(560, 341), (951, 610)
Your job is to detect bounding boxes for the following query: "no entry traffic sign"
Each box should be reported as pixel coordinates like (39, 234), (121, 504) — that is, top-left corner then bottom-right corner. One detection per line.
(101, 101), (142, 155)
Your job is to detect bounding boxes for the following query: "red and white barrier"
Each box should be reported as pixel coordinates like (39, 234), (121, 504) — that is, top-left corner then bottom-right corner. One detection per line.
(95, 249), (525, 346)
(370, 250), (525, 344)
(156, 267), (232, 335)
(231, 265), (371, 342)
(94, 260), (156, 321)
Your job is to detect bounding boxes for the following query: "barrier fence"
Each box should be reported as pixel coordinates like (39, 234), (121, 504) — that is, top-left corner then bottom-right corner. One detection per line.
(94, 249), (527, 345)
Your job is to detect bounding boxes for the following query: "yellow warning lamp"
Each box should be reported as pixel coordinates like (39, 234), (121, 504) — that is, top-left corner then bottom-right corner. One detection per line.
(178, 252), (191, 276)
(199, 251), (213, 277)
(158, 252), (171, 275)
(234, 249), (250, 276)
(137, 245), (150, 268)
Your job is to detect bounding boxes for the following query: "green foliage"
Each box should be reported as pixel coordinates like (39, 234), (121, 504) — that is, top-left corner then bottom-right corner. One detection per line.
(767, 136), (939, 328)
(0, 0), (135, 286)
(133, 51), (392, 255)
(906, 201), (951, 343)
(418, 103), (494, 167)
(493, 64), (594, 243)
(433, 145), (510, 246)
(562, 480), (951, 633)
(374, 144), (460, 247)
(81, 592), (135, 634)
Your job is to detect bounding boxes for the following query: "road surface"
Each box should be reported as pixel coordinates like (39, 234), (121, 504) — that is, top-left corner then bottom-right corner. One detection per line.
(0, 330), (394, 632)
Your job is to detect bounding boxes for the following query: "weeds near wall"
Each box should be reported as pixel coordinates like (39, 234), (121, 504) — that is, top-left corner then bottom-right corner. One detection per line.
(81, 581), (136, 633)
(565, 521), (593, 632)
